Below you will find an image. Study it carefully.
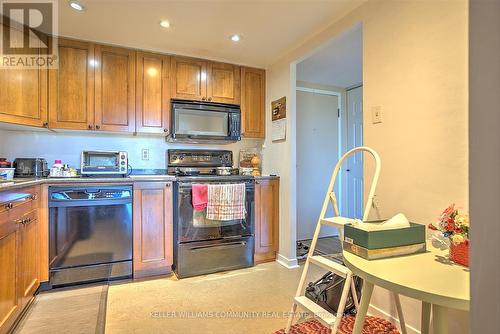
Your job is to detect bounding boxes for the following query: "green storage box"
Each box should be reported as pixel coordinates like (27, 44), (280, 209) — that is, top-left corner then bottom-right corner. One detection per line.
(344, 221), (425, 250)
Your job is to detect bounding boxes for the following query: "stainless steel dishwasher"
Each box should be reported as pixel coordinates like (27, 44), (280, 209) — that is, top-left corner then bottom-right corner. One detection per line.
(48, 185), (133, 287)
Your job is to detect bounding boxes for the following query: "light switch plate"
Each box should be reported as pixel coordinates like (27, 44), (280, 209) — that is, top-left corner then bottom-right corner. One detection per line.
(141, 149), (150, 160)
(372, 106), (382, 124)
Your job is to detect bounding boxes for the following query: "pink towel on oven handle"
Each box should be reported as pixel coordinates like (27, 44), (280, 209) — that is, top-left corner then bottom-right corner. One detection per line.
(192, 184), (208, 211)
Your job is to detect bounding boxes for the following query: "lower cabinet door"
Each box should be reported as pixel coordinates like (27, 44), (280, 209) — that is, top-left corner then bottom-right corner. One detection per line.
(18, 211), (40, 305)
(133, 182), (173, 278)
(254, 179), (280, 263)
(0, 225), (20, 334)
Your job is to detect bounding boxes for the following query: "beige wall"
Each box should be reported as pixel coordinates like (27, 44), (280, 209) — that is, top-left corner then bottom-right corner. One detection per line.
(263, 0), (468, 332)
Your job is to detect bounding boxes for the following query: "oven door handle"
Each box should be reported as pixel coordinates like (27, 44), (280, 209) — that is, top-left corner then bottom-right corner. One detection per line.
(190, 241), (246, 252)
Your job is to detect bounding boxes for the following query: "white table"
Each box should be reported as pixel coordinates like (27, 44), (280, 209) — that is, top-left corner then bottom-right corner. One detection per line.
(343, 245), (470, 334)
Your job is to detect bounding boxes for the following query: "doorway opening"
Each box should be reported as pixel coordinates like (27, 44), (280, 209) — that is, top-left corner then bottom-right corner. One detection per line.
(294, 23), (363, 258)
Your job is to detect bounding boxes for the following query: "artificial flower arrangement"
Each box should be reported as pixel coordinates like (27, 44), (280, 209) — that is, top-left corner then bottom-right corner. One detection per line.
(428, 204), (469, 266)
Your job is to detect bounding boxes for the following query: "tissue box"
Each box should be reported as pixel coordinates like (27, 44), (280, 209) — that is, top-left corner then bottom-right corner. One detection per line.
(344, 221), (426, 249)
(343, 241), (426, 260)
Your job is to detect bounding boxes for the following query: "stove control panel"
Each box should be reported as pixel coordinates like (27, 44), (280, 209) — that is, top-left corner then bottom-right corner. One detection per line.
(167, 149), (233, 167)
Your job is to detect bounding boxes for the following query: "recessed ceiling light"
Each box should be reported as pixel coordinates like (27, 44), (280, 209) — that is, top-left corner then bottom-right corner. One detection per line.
(230, 34), (241, 42)
(68, 1), (85, 12)
(159, 20), (170, 28)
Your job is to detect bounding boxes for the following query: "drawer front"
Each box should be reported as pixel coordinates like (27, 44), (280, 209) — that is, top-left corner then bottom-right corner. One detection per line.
(0, 186), (40, 223)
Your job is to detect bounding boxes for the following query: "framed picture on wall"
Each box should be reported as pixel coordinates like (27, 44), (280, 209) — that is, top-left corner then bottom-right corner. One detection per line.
(272, 97), (286, 141)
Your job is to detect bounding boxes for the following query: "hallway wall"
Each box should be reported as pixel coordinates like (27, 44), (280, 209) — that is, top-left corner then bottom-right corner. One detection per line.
(263, 0), (468, 332)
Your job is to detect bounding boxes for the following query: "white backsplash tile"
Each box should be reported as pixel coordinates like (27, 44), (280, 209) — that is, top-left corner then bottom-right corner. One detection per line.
(0, 130), (263, 170)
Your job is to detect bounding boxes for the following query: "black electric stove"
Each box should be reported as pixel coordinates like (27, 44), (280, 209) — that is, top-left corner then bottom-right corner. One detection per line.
(168, 149), (255, 278)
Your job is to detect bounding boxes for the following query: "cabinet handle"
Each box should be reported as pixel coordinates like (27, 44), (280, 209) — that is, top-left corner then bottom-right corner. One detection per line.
(163, 128), (169, 133)
(166, 183), (171, 188)
(208, 97), (212, 102)
(201, 97), (206, 101)
(5, 203), (13, 210)
(30, 194), (38, 201)
(43, 122), (49, 128)
(95, 125), (100, 130)
(88, 124), (93, 130)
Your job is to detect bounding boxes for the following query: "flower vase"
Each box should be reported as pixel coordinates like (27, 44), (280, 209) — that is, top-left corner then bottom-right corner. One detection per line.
(449, 241), (469, 267)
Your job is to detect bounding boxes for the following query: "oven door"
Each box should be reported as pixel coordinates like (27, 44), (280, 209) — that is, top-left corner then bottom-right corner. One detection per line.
(175, 180), (254, 243)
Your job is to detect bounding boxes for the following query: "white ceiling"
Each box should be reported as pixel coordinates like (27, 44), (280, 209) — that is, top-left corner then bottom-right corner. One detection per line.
(297, 23), (362, 88)
(56, 0), (363, 68)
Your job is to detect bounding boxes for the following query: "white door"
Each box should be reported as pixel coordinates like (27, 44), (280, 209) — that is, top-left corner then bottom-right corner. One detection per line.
(346, 86), (363, 219)
(297, 90), (340, 240)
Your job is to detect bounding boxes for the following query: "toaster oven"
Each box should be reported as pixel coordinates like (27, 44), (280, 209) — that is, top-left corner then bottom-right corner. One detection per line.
(81, 151), (128, 176)
(13, 158), (49, 178)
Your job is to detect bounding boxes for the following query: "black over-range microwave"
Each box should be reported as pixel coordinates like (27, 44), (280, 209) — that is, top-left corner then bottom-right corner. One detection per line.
(169, 99), (241, 143)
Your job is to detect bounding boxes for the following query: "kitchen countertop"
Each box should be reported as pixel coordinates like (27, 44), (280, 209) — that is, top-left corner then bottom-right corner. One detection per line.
(0, 175), (176, 192)
(254, 175), (280, 180)
(0, 175), (280, 192)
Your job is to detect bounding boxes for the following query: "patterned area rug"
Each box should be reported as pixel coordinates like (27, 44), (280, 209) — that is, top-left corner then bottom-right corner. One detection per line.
(274, 316), (400, 334)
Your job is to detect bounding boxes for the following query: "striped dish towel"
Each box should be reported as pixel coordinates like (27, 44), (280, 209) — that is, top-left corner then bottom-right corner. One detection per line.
(206, 183), (246, 221)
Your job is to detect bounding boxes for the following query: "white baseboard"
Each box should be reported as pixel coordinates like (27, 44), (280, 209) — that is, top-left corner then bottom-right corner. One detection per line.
(276, 254), (299, 269)
(368, 304), (420, 334)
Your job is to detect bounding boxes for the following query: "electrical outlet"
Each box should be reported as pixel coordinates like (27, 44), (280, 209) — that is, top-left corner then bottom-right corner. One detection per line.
(141, 149), (150, 161)
(372, 106), (382, 124)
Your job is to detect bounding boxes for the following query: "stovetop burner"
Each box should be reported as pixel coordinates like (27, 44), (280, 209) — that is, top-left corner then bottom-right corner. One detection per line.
(167, 149), (241, 178)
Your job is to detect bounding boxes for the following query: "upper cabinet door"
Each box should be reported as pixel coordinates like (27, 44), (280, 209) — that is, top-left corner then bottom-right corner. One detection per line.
(207, 62), (240, 105)
(170, 57), (207, 101)
(49, 38), (95, 130)
(136, 52), (171, 134)
(241, 67), (266, 138)
(94, 45), (136, 132)
(0, 25), (48, 128)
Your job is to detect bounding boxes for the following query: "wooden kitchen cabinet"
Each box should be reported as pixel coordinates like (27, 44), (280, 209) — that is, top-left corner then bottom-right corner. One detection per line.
(170, 57), (207, 101)
(94, 44), (136, 132)
(254, 178), (279, 263)
(0, 186), (40, 334)
(133, 182), (173, 278)
(48, 38), (95, 130)
(136, 52), (171, 134)
(0, 217), (21, 334)
(0, 24), (48, 128)
(241, 67), (266, 138)
(207, 62), (240, 104)
(18, 210), (39, 306)
(171, 57), (241, 104)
